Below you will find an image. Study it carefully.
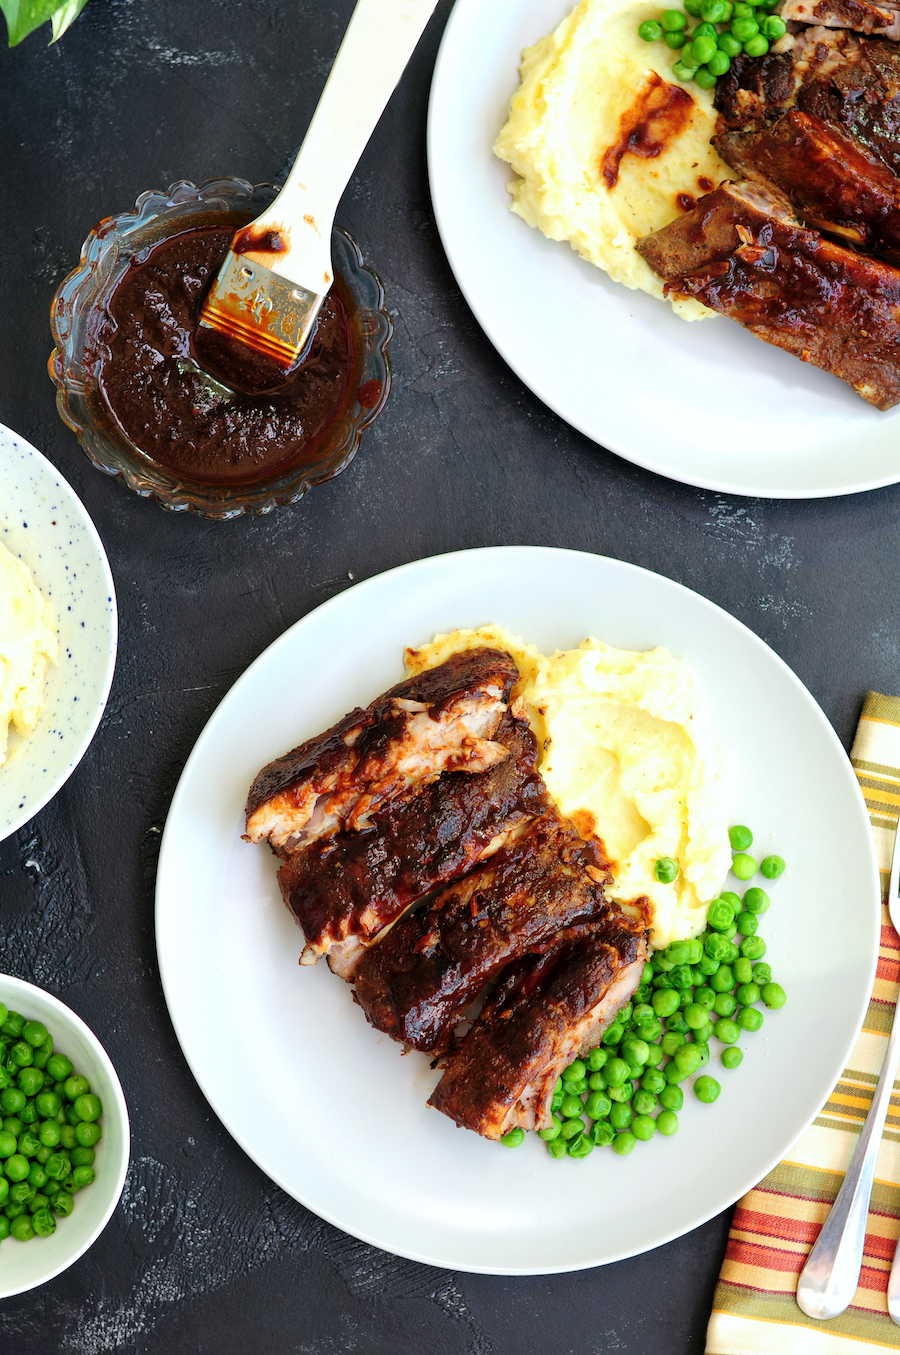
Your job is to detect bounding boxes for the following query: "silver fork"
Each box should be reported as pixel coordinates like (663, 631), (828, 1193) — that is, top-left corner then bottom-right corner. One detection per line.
(796, 813), (900, 1321)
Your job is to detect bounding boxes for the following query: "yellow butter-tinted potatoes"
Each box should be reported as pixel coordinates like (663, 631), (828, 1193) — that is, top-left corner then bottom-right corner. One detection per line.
(494, 0), (733, 319)
(407, 626), (730, 949)
(0, 541), (58, 766)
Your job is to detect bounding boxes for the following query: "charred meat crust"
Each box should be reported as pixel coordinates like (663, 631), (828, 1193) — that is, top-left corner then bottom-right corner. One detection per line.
(352, 809), (614, 1056)
(427, 918), (648, 1140)
(244, 647), (519, 852)
(636, 179), (900, 409)
(714, 110), (900, 261)
(277, 708), (550, 974)
(781, 0), (900, 39)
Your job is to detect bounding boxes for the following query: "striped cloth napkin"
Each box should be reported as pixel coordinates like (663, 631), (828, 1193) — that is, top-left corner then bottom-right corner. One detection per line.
(706, 690), (900, 1354)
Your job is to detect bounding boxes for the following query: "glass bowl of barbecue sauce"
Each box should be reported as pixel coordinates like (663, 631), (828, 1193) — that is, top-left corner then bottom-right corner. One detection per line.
(50, 178), (392, 518)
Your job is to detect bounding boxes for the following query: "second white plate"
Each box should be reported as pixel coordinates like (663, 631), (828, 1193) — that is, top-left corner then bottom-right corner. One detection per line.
(155, 547), (878, 1274)
(427, 0), (900, 499)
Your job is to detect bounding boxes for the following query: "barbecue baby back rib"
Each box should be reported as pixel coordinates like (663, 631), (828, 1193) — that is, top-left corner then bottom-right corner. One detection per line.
(278, 707), (550, 977)
(428, 917), (648, 1140)
(352, 810), (614, 1055)
(245, 648), (519, 854)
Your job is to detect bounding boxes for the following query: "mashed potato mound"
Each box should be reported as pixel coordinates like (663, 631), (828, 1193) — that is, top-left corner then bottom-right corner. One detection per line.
(0, 541), (57, 766)
(406, 626), (730, 949)
(494, 0), (733, 319)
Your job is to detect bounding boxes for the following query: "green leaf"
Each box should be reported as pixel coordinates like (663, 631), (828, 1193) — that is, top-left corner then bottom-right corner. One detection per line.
(49, 0), (89, 41)
(0, 0), (88, 44)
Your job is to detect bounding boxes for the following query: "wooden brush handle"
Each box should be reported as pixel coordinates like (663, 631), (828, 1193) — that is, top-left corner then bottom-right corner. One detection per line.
(243, 0), (441, 292)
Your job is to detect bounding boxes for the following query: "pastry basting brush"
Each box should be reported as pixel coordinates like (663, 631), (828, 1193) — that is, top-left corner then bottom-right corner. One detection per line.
(197, 0), (439, 390)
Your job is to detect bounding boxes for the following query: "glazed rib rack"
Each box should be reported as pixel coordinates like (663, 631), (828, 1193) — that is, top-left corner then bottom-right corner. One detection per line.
(246, 648), (649, 1139)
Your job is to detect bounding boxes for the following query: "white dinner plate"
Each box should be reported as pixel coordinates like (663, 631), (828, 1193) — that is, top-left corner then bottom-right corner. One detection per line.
(427, 0), (900, 499)
(155, 547), (879, 1274)
(0, 428), (117, 842)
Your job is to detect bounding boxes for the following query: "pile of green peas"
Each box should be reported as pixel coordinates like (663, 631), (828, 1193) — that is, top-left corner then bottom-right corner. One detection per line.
(500, 825), (786, 1158)
(637, 0), (787, 90)
(0, 1003), (102, 1244)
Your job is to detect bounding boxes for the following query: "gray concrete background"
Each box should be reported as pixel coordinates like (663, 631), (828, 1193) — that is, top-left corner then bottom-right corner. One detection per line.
(0, 0), (895, 1350)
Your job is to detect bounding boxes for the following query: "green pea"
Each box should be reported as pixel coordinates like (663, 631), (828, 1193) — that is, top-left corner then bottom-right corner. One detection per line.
(500, 1128), (524, 1148)
(587, 1047), (608, 1071)
(641, 1019), (664, 1044)
(743, 887), (770, 915)
(656, 1110), (679, 1136)
(562, 1060), (586, 1083)
(591, 1120), (616, 1147)
(601, 1023), (624, 1047)
(692, 35), (718, 64)
(605, 1058), (630, 1088)
(705, 934), (731, 963)
(4, 1154), (29, 1182)
(608, 1082), (636, 1103)
(31, 1209), (55, 1238)
(44, 1153), (69, 1181)
(683, 1003), (706, 1030)
(697, 953), (720, 976)
(715, 1018), (741, 1045)
(738, 1006), (764, 1032)
(562, 1078), (587, 1097)
(567, 1131), (594, 1159)
(664, 940), (689, 965)
(560, 1118), (584, 1141)
(743, 33), (769, 54)
(701, 0), (728, 17)
(641, 1067), (666, 1095)
(0, 1089), (25, 1116)
(760, 855), (786, 879)
(694, 987), (716, 1010)
(709, 965), (735, 993)
(17, 1068), (44, 1099)
(639, 18), (665, 39)
(27, 1163), (47, 1189)
(655, 857), (679, 883)
(706, 49), (731, 75)
(694, 1075), (721, 1103)
(694, 1040), (711, 1067)
(652, 989), (680, 1020)
(736, 913), (759, 940)
(59, 1124), (77, 1150)
(3, 1117), (23, 1140)
(653, 951), (675, 973)
(729, 826), (753, 851)
(630, 1114), (655, 1141)
(4, 1202), (26, 1220)
(707, 902), (734, 932)
(735, 982), (760, 1006)
(35, 1090), (61, 1119)
(613, 1132), (637, 1156)
(722, 1047), (743, 1069)
(661, 1032), (686, 1058)
(666, 1012), (690, 1033)
(608, 1101), (633, 1131)
(669, 964), (694, 991)
(17, 1132), (40, 1158)
(1, 1014), (23, 1040)
(762, 981), (786, 1009)
(684, 0), (704, 11)
(586, 1092), (611, 1121)
(633, 1090), (658, 1116)
(37, 1119), (61, 1149)
(659, 1084), (683, 1111)
(694, 1020), (715, 1045)
(732, 852), (758, 880)
(713, 992), (736, 1018)
(537, 1115), (562, 1141)
(10, 1214), (34, 1241)
(46, 1055), (73, 1083)
(674, 1045), (703, 1077)
(741, 936), (766, 961)
(723, 941), (740, 965)
(733, 958), (753, 985)
(0, 1130), (16, 1159)
(620, 1037), (650, 1067)
(21, 1022), (47, 1049)
(10, 1041), (33, 1069)
(560, 1094), (584, 1120)
(63, 1075), (90, 1102)
(718, 30), (743, 55)
(664, 1061), (688, 1085)
(661, 6), (689, 27)
(8, 1181), (34, 1205)
(587, 1072), (607, 1092)
(752, 962), (772, 985)
(644, 1043), (665, 1068)
(52, 1191), (74, 1217)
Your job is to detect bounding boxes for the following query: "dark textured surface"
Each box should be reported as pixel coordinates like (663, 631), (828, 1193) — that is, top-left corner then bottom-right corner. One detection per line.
(0, 0), (897, 1350)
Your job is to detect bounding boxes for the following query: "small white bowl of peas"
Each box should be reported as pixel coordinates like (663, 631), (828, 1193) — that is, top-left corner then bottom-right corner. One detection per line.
(0, 974), (130, 1297)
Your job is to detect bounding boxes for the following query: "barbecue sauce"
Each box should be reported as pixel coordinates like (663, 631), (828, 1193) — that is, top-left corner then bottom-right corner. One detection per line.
(600, 72), (696, 189)
(89, 225), (372, 487)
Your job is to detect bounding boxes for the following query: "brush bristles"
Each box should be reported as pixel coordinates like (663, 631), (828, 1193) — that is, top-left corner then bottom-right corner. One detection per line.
(198, 299), (303, 367)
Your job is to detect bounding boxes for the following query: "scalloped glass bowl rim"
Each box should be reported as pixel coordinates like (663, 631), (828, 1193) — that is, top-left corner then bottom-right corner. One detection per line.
(49, 177), (392, 519)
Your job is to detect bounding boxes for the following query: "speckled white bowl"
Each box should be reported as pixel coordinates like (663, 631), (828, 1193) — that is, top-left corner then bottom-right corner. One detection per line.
(0, 427), (117, 842)
(0, 974), (130, 1297)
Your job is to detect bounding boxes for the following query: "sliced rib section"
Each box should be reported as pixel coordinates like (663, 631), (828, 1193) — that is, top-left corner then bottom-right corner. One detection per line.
(714, 110), (900, 261)
(636, 179), (900, 409)
(278, 707), (550, 976)
(780, 0), (900, 39)
(245, 648), (519, 854)
(352, 810), (614, 1056)
(428, 918), (648, 1140)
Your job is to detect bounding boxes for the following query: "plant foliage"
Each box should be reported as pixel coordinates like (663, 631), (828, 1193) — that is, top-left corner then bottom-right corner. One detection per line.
(1, 0), (89, 46)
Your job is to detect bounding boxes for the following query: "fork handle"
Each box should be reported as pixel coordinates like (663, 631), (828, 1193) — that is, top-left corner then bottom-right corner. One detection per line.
(249, 0), (441, 291)
(796, 1004), (900, 1320)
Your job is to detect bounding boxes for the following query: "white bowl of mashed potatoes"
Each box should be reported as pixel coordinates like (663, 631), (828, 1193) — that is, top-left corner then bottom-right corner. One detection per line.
(0, 429), (117, 842)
